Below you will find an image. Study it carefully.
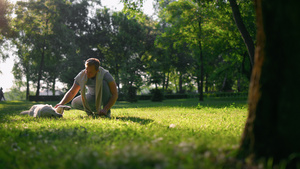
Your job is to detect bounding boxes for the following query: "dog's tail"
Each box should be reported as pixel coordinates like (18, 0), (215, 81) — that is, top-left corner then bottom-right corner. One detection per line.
(20, 110), (30, 115)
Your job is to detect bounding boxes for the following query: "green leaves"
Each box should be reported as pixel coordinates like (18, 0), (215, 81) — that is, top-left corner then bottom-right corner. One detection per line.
(91, 9), (155, 99)
(11, 0), (94, 93)
(3, 0), (255, 98)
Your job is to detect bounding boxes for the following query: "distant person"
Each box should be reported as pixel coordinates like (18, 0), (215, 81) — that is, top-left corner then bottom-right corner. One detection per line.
(0, 87), (6, 101)
(55, 58), (118, 118)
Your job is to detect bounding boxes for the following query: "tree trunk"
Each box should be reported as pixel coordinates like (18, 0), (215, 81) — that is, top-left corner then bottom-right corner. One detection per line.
(162, 73), (165, 93)
(229, 0), (255, 67)
(115, 62), (120, 94)
(199, 50), (204, 101)
(174, 72), (178, 93)
(221, 74), (227, 91)
(36, 18), (49, 97)
(179, 72), (183, 93)
(36, 47), (45, 96)
(205, 74), (208, 93)
(241, 52), (252, 80)
(196, 70), (201, 97)
(166, 72), (169, 91)
(52, 78), (56, 96)
(26, 76), (30, 101)
(237, 79), (241, 92)
(239, 0), (300, 165)
(198, 17), (204, 101)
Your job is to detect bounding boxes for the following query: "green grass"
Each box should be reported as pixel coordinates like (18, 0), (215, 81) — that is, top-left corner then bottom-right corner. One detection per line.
(0, 98), (248, 169)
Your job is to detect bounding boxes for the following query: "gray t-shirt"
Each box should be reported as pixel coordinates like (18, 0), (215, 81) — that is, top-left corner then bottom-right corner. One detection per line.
(75, 72), (114, 95)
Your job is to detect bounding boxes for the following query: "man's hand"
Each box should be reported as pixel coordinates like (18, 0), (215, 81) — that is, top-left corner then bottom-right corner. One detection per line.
(54, 104), (62, 108)
(98, 109), (107, 116)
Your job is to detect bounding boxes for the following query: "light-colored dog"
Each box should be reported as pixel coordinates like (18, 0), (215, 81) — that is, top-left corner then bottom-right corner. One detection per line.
(20, 104), (71, 118)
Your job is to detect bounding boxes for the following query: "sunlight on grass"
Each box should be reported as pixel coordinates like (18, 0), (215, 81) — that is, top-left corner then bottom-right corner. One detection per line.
(0, 98), (248, 169)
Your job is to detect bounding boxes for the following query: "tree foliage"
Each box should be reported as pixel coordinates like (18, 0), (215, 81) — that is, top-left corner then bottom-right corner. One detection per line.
(0, 0), (13, 64)
(154, 0), (254, 96)
(3, 0), (255, 101)
(12, 0), (92, 97)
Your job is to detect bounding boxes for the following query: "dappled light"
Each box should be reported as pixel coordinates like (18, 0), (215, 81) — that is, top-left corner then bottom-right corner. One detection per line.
(3, 0), (298, 167)
(0, 98), (247, 168)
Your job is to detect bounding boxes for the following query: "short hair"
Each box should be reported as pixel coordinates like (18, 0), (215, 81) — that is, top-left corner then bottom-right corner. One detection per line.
(85, 58), (100, 70)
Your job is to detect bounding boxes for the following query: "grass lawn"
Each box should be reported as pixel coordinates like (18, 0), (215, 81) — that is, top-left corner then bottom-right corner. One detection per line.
(0, 97), (248, 169)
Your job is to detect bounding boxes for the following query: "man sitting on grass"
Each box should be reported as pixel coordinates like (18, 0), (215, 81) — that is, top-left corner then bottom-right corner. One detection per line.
(55, 58), (118, 118)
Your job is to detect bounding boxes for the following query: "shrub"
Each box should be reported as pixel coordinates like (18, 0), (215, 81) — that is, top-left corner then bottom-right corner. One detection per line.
(151, 89), (164, 102)
(28, 96), (62, 101)
(164, 94), (188, 99)
(117, 93), (125, 101)
(126, 86), (138, 103)
(138, 95), (152, 100)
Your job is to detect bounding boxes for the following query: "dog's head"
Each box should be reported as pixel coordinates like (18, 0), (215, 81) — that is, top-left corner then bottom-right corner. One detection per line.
(55, 105), (71, 115)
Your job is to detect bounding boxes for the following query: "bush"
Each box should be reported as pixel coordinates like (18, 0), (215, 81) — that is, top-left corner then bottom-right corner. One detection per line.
(151, 89), (164, 102)
(164, 94), (188, 99)
(165, 89), (173, 94)
(117, 93), (126, 101)
(28, 96), (62, 101)
(126, 86), (138, 103)
(138, 95), (152, 100)
(135, 92), (248, 101)
(203, 92), (248, 98)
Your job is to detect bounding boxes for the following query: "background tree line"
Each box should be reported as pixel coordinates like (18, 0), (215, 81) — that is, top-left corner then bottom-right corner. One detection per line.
(0, 0), (255, 101)
(4, 0), (299, 166)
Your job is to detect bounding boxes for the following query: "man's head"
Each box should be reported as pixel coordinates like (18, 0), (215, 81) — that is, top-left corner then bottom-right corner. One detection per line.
(85, 58), (100, 79)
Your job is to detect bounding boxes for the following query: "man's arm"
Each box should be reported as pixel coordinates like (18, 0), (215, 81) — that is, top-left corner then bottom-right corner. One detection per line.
(55, 82), (80, 108)
(99, 81), (118, 115)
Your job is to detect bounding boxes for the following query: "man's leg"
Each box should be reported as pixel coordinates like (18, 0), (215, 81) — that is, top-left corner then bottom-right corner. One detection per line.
(71, 94), (95, 116)
(102, 80), (112, 118)
(71, 95), (84, 110)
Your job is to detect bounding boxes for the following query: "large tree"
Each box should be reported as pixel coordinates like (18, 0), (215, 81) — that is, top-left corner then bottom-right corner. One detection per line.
(239, 0), (300, 166)
(228, 0), (255, 67)
(0, 0), (12, 64)
(13, 0), (62, 96)
(92, 9), (153, 97)
(13, 0), (92, 95)
(162, 0), (207, 100)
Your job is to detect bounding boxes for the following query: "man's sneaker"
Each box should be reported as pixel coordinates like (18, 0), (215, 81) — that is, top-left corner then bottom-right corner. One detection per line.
(106, 110), (111, 118)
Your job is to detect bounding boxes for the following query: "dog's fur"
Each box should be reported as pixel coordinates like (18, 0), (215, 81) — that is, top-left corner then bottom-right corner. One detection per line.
(20, 104), (71, 118)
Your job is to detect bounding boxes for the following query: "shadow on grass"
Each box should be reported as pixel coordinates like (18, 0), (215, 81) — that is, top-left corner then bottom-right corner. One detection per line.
(0, 101), (33, 116)
(115, 116), (154, 125)
(0, 97), (248, 118)
(114, 97), (248, 109)
(0, 101), (58, 115)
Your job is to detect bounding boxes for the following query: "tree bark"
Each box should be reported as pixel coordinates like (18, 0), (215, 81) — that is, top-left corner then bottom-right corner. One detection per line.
(36, 45), (45, 96)
(166, 72), (169, 91)
(237, 79), (241, 92)
(52, 77), (56, 96)
(115, 61), (120, 94)
(162, 73), (165, 93)
(179, 72), (183, 93)
(221, 74), (227, 91)
(198, 17), (204, 101)
(205, 74), (208, 93)
(239, 0), (300, 165)
(229, 0), (255, 67)
(36, 18), (49, 97)
(241, 52), (252, 80)
(26, 76), (30, 101)
(174, 73), (178, 93)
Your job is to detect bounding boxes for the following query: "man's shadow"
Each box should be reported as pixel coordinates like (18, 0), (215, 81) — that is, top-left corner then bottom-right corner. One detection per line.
(115, 116), (153, 125)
